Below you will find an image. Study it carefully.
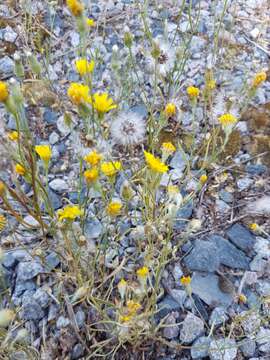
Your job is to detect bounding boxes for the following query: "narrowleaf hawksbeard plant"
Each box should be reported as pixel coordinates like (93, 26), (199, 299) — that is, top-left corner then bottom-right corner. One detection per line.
(0, 0), (269, 358)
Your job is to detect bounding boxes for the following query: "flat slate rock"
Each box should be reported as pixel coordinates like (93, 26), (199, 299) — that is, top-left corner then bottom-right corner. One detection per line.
(209, 234), (250, 269)
(184, 240), (220, 272)
(226, 223), (255, 252)
(191, 272), (234, 307)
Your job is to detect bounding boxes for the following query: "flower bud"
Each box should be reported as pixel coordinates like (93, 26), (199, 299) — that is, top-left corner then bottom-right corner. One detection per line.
(26, 51), (42, 76)
(14, 52), (25, 79)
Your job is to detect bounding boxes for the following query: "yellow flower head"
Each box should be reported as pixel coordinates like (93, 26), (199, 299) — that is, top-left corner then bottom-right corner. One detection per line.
(0, 181), (5, 196)
(206, 79), (216, 90)
(180, 275), (191, 286)
(66, 0), (84, 17)
(162, 142), (176, 154)
(58, 205), (83, 222)
(167, 185), (179, 194)
(119, 314), (132, 323)
(238, 293), (247, 304)
(249, 223), (258, 231)
(93, 92), (117, 114)
(84, 151), (103, 166)
(67, 83), (91, 105)
(101, 161), (122, 177)
(15, 164), (26, 176)
(107, 201), (122, 216)
(165, 103), (176, 117)
(84, 167), (98, 184)
(199, 174), (208, 184)
(0, 214), (6, 232)
(144, 151), (168, 173)
(35, 145), (52, 164)
(218, 113), (237, 127)
(187, 86), (200, 99)
(8, 131), (19, 141)
(136, 266), (149, 278)
(86, 18), (95, 27)
(126, 300), (141, 315)
(0, 81), (9, 102)
(75, 58), (95, 76)
(252, 71), (267, 87)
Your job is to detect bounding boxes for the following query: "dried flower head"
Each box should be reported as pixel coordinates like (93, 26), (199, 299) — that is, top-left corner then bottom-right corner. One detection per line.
(126, 300), (141, 315)
(67, 0), (84, 17)
(110, 111), (145, 146)
(252, 71), (267, 87)
(8, 131), (19, 141)
(0, 81), (9, 102)
(162, 142), (176, 155)
(148, 37), (176, 77)
(165, 103), (176, 117)
(84, 167), (98, 184)
(107, 201), (122, 216)
(93, 92), (117, 115)
(67, 83), (91, 105)
(84, 151), (103, 166)
(187, 86), (200, 99)
(117, 279), (127, 299)
(218, 113), (237, 127)
(144, 151), (168, 173)
(58, 205), (83, 221)
(101, 161), (122, 177)
(180, 276), (191, 286)
(0, 309), (15, 328)
(206, 79), (216, 90)
(15, 164), (26, 176)
(35, 145), (52, 164)
(75, 58), (95, 76)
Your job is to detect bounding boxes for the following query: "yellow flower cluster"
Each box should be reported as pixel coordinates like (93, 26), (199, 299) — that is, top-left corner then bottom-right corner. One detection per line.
(218, 113), (237, 127)
(35, 145), (52, 164)
(199, 174), (208, 184)
(187, 86), (200, 98)
(162, 142), (176, 154)
(86, 18), (95, 27)
(106, 201), (122, 216)
(119, 300), (141, 323)
(8, 131), (19, 141)
(92, 92), (117, 115)
(180, 275), (191, 286)
(15, 164), (26, 176)
(67, 83), (91, 105)
(144, 151), (168, 173)
(164, 103), (176, 117)
(0, 81), (9, 102)
(101, 161), (122, 177)
(252, 71), (267, 87)
(75, 58), (95, 76)
(206, 79), (216, 90)
(249, 223), (258, 231)
(84, 167), (98, 184)
(67, 0), (84, 17)
(58, 205), (83, 221)
(136, 266), (149, 278)
(84, 151), (103, 166)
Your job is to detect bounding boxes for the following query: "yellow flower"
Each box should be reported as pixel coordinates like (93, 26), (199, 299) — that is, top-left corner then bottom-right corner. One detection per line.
(218, 113), (237, 127)
(144, 151), (168, 173)
(238, 293), (247, 304)
(180, 276), (191, 286)
(187, 86), (200, 99)
(101, 161), (122, 177)
(206, 79), (216, 90)
(35, 145), (52, 164)
(136, 266), (149, 278)
(15, 164), (26, 176)
(167, 185), (179, 194)
(92, 92), (117, 115)
(119, 314), (132, 323)
(67, 83), (91, 105)
(86, 18), (95, 27)
(58, 205), (83, 222)
(0, 81), (9, 102)
(199, 174), (208, 184)
(126, 300), (141, 315)
(165, 103), (176, 117)
(0, 214), (6, 232)
(66, 0), (84, 16)
(84, 167), (98, 184)
(252, 71), (267, 87)
(107, 201), (122, 216)
(162, 142), (176, 154)
(8, 131), (19, 141)
(0, 181), (5, 196)
(75, 58), (95, 76)
(84, 151), (103, 166)
(249, 223), (259, 231)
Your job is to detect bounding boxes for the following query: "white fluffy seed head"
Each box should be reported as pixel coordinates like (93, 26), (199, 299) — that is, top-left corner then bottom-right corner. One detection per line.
(112, 44), (119, 53)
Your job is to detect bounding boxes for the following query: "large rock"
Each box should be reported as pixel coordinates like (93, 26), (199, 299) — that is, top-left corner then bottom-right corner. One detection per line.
(191, 336), (211, 359)
(209, 338), (237, 360)
(191, 273), (234, 307)
(179, 313), (204, 344)
(16, 261), (44, 281)
(226, 224), (255, 252)
(184, 240), (220, 272)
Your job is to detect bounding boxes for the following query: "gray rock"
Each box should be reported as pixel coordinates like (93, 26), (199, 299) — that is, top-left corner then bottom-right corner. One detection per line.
(215, 199), (230, 213)
(256, 328), (270, 353)
(191, 336), (211, 359)
(226, 224), (255, 252)
(254, 237), (270, 258)
(75, 309), (86, 328)
(49, 131), (59, 145)
(240, 310), (261, 334)
(43, 109), (58, 124)
(209, 307), (228, 326)
(240, 338), (256, 357)
(2, 250), (28, 268)
(3, 26), (17, 42)
(45, 252), (60, 271)
(33, 288), (50, 308)
(184, 240), (220, 272)
(237, 177), (253, 191)
(57, 115), (71, 136)
(56, 316), (70, 329)
(49, 179), (69, 193)
(191, 273), (234, 307)
(174, 200), (193, 230)
(157, 295), (181, 319)
(209, 235), (250, 269)
(48, 303), (60, 322)
(190, 36), (207, 54)
(84, 218), (103, 239)
(13, 280), (36, 299)
(0, 56), (14, 77)
(163, 312), (179, 339)
(170, 151), (187, 172)
(209, 338), (237, 360)
(46, 190), (62, 210)
(256, 280), (270, 296)
(246, 164), (267, 175)
(71, 343), (85, 359)
(21, 299), (44, 321)
(170, 289), (187, 307)
(16, 261), (44, 281)
(250, 255), (267, 272)
(179, 312), (204, 344)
